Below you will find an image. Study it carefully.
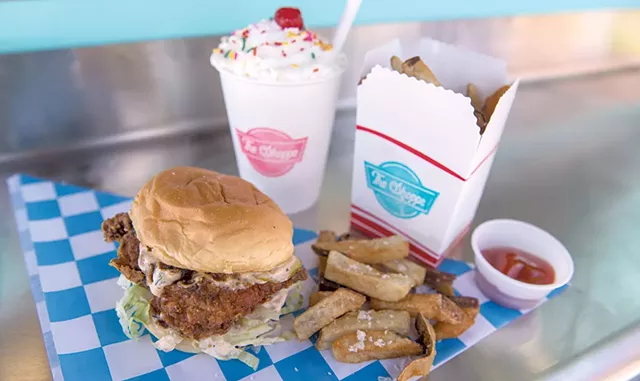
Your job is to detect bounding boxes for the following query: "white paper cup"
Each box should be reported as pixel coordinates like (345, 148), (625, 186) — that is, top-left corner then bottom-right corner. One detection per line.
(218, 69), (344, 214)
(471, 219), (574, 309)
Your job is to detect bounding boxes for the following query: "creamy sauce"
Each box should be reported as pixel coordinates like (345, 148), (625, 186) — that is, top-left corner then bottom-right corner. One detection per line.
(138, 245), (301, 295)
(138, 245), (158, 274)
(151, 267), (183, 296)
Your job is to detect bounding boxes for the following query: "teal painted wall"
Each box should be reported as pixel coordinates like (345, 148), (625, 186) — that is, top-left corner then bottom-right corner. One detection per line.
(0, 0), (638, 54)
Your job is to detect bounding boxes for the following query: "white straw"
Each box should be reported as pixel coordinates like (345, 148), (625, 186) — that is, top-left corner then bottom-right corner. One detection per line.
(331, 0), (363, 54)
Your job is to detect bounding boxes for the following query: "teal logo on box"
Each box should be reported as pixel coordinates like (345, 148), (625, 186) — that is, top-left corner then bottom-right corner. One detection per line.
(365, 161), (439, 219)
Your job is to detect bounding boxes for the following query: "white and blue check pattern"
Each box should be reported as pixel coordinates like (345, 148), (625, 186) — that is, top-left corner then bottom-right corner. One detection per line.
(7, 174), (567, 381)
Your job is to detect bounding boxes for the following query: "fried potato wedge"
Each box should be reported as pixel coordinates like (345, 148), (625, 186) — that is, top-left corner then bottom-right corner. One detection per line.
(424, 267), (456, 296)
(380, 258), (427, 286)
(416, 313), (437, 353)
(424, 267), (456, 284)
(398, 314), (437, 381)
(317, 255), (328, 276)
(475, 110), (488, 134)
(370, 293), (464, 324)
(391, 55), (404, 72)
(449, 296), (480, 309)
(325, 251), (414, 301)
(312, 235), (409, 264)
(467, 83), (483, 111)
(317, 230), (337, 243)
(332, 330), (422, 363)
(397, 354), (434, 381)
(483, 84), (510, 122)
(435, 283), (455, 297)
(294, 288), (366, 340)
(337, 232), (356, 241)
(402, 56), (441, 86)
(316, 310), (411, 350)
(434, 305), (480, 340)
(309, 291), (333, 307)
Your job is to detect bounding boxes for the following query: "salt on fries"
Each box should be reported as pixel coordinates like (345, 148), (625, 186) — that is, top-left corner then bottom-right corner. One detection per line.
(325, 251), (414, 301)
(332, 330), (422, 363)
(316, 310), (411, 350)
(307, 231), (482, 377)
(370, 293), (465, 324)
(380, 258), (427, 286)
(293, 288), (365, 340)
(312, 235), (409, 264)
(398, 313), (438, 381)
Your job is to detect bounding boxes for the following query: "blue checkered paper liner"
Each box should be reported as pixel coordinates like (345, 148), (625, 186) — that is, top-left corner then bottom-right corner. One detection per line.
(7, 174), (567, 381)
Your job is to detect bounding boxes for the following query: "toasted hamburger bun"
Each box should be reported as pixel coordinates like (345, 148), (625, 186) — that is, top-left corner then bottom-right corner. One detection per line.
(130, 166), (294, 274)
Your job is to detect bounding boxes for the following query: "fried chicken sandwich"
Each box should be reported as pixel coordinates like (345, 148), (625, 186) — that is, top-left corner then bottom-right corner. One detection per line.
(102, 167), (307, 368)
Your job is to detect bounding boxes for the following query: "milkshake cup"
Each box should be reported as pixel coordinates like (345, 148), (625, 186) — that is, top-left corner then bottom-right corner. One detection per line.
(211, 7), (347, 214)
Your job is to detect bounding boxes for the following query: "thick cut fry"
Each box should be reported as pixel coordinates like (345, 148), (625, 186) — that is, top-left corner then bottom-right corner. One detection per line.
(317, 230), (337, 243)
(309, 291), (333, 307)
(325, 251), (414, 302)
(475, 110), (488, 134)
(370, 294), (464, 324)
(435, 283), (455, 297)
(402, 56), (441, 86)
(380, 258), (427, 286)
(337, 232), (356, 241)
(294, 288), (366, 340)
(424, 267), (456, 284)
(434, 306), (480, 340)
(391, 56), (404, 72)
(467, 83), (483, 111)
(317, 255), (328, 276)
(312, 235), (409, 264)
(483, 84), (510, 122)
(316, 310), (411, 350)
(424, 267), (456, 296)
(415, 313), (437, 353)
(449, 296), (480, 309)
(332, 330), (422, 363)
(399, 314), (437, 381)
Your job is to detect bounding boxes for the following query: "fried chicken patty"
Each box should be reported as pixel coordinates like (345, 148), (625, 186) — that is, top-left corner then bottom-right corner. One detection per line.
(153, 269), (307, 340)
(102, 213), (307, 340)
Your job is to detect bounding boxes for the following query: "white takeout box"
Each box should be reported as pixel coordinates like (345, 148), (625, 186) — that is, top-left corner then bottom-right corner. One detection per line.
(350, 38), (519, 267)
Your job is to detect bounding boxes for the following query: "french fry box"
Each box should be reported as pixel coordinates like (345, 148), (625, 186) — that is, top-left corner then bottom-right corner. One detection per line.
(350, 38), (520, 267)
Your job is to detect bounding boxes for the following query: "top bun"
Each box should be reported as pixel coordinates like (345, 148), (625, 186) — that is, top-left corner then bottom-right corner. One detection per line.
(129, 167), (294, 273)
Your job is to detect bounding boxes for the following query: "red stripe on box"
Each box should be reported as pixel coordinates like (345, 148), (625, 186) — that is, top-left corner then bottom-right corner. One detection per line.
(356, 125), (498, 181)
(469, 144), (500, 177)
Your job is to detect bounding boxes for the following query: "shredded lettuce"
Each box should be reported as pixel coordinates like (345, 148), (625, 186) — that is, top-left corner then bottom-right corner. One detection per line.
(113, 274), (302, 370)
(115, 275), (152, 339)
(281, 282), (303, 315)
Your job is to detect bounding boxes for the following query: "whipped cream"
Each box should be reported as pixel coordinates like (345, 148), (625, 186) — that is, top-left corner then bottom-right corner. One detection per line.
(211, 19), (346, 83)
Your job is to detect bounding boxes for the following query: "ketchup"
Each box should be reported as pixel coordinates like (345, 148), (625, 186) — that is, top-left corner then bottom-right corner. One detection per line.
(482, 247), (555, 285)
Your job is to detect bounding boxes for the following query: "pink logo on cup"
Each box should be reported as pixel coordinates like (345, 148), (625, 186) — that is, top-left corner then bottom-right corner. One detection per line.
(236, 128), (308, 177)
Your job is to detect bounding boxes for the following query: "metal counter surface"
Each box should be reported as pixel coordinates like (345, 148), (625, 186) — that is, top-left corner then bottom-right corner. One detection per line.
(1, 70), (640, 380)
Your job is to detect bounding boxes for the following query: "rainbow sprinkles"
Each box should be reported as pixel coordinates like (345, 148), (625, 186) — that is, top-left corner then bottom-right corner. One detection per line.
(210, 18), (345, 83)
